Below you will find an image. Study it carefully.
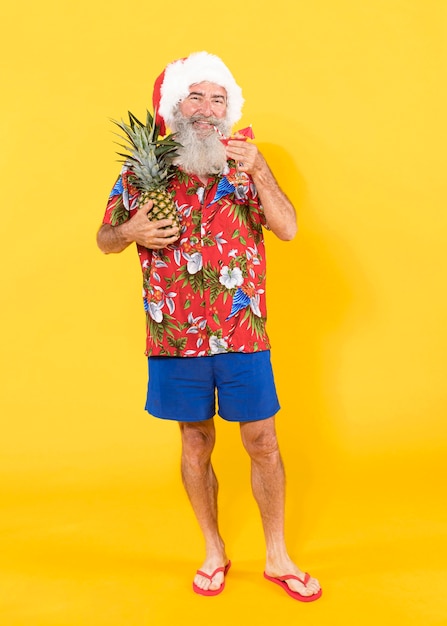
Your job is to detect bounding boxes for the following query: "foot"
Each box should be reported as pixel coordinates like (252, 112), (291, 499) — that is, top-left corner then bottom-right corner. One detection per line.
(265, 559), (321, 599)
(193, 557), (231, 595)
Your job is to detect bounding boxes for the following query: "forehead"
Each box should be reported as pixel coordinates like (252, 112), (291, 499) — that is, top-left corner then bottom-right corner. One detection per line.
(187, 81), (227, 98)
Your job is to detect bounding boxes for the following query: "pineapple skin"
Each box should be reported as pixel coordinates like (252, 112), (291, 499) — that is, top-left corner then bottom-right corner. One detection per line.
(138, 188), (180, 230)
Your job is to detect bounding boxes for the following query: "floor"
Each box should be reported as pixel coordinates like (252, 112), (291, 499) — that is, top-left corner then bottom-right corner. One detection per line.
(1, 420), (446, 626)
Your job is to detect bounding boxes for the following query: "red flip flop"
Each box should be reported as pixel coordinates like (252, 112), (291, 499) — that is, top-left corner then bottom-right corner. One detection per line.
(193, 561), (232, 596)
(264, 571), (322, 602)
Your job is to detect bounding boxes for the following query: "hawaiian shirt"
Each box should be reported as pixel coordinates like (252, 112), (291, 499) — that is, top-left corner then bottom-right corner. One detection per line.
(102, 163), (271, 357)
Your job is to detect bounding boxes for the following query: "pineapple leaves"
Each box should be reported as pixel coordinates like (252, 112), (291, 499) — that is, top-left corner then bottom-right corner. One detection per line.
(110, 109), (182, 193)
(129, 111), (145, 128)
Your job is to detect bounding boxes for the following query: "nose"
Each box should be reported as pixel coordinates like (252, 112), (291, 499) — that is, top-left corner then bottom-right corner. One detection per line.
(198, 100), (212, 116)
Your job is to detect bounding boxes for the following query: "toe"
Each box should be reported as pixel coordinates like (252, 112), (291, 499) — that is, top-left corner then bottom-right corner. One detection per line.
(301, 576), (320, 596)
(193, 569), (225, 592)
(209, 572), (224, 591)
(193, 573), (209, 591)
(286, 574), (321, 596)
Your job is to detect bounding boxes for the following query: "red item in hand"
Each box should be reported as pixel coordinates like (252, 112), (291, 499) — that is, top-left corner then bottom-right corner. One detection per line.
(219, 125), (255, 145)
(237, 126), (255, 139)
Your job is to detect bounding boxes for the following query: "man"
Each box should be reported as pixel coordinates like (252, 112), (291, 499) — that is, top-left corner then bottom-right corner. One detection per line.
(97, 52), (321, 601)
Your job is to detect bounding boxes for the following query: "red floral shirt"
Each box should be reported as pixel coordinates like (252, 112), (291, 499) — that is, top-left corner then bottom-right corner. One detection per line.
(102, 163), (271, 357)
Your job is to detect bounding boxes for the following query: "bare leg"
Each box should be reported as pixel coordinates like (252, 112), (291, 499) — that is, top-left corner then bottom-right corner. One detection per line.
(179, 420), (228, 592)
(240, 417), (320, 597)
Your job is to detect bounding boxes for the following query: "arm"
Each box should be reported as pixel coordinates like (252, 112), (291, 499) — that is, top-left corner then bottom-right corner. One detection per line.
(225, 139), (297, 241)
(97, 201), (180, 254)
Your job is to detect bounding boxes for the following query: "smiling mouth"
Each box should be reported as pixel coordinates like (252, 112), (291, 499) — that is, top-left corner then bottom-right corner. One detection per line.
(192, 120), (214, 131)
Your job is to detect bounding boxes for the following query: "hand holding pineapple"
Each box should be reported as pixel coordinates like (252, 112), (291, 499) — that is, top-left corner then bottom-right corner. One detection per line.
(122, 200), (180, 250)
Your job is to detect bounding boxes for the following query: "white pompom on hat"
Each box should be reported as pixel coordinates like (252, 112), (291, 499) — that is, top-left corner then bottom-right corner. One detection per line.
(153, 51), (244, 135)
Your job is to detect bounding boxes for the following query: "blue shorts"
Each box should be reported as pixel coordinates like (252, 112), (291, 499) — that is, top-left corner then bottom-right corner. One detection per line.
(145, 351), (280, 423)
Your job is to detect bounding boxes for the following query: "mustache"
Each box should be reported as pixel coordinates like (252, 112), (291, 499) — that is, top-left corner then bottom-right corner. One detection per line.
(188, 115), (221, 126)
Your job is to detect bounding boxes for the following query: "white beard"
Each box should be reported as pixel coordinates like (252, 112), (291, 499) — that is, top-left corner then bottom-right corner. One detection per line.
(171, 109), (231, 177)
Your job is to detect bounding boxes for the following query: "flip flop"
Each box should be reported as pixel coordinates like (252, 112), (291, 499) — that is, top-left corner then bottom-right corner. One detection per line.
(193, 561), (232, 596)
(264, 571), (322, 602)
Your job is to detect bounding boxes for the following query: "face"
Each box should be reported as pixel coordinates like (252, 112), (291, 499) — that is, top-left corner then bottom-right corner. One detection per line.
(178, 81), (228, 134)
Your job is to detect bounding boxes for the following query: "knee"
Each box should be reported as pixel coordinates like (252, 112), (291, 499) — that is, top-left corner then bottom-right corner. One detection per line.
(180, 422), (216, 463)
(242, 427), (280, 464)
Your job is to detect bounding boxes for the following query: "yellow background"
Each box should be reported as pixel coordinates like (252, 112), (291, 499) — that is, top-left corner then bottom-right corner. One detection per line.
(1, 0), (446, 624)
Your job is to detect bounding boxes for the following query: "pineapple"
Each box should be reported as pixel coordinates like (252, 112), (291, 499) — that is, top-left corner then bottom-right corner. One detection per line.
(113, 110), (181, 229)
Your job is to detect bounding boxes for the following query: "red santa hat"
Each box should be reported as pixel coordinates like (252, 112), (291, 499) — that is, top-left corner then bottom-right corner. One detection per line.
(153, 51), (244, 135)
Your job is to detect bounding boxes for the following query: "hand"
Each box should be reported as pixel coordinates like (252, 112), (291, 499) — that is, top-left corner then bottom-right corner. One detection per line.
(224, 140), (297, 241)
(225, 135), (264, 176)
(127, 200), (180, 250)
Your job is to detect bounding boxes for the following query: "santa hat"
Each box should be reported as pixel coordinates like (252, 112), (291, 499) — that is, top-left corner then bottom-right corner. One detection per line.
(153, 51), (244, 135)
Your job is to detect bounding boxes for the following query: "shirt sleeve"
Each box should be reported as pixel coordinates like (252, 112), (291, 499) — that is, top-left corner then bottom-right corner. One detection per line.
(102, 167), (139, 226)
